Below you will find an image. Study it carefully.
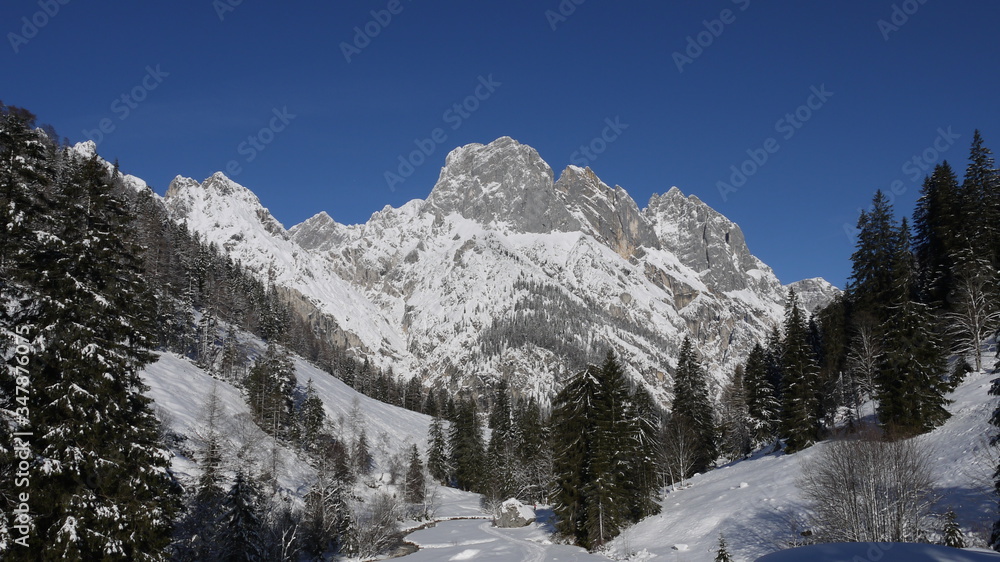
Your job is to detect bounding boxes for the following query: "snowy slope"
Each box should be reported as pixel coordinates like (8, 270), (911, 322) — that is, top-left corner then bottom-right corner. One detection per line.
(162, 173), (405, 362)
(142, 349), (432, 495)
(606, 361), (998, 562)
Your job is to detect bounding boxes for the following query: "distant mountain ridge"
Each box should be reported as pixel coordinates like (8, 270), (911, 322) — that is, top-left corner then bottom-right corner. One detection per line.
(157, 136), (839, 404)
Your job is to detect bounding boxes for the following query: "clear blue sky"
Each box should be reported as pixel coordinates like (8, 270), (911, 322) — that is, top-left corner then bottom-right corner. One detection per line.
(4, 0), (999, 288)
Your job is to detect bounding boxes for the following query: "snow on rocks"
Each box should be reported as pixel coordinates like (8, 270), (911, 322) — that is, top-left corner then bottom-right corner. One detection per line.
(495, 498), (536, 528)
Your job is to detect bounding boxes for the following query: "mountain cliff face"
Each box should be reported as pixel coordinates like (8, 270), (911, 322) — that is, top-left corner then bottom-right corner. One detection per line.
(161, 137), (839, 404)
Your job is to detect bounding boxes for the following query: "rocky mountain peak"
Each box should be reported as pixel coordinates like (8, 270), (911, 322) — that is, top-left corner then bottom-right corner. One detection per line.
(426, 136), (566, 232)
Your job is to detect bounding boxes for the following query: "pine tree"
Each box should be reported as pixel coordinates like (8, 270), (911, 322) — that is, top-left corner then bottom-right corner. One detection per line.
(743, 343), (780, 447)
(24, 154), (181, 560)
(404, 376), (423, 412)
(427, 416), (450, 484)
(404, 444), (426, 505)
(218, 472), (265, 562)
(715, 533), (734, 562)
(961, 131), (1000, 268)
(298, 379), (326, 450)
(355, 430), (374, 476)
(990, 371), (1000, 550)
(848, 191), (900, 323)
(551, 351), (660, 549)
(719, 365), (753, 460)
(485, 379), (515, 503)
(669, 337), (717, 474)
(245, 343), (296, 439)
(913, 162), (965, 307)
(779, 290), (821, 453)
(943, 509), (965, 548)
(877, 220), (950, 434)
(552, 364), (601, 547)
(449, 399), (485, 491)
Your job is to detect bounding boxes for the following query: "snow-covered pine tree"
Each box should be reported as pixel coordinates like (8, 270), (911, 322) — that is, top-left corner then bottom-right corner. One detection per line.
(552, 364), (601, 546)
(779, 290), (822, 453)
(877, 219), (950, 435)
(913, 162), (965, 307)
(245, 342), (296, 439)
(23, 154), (180, 560)
(715, 533), (734, 562)
(961, 131), (1000, 269)
(449, 399), (485, 491)
(218, 472), (265, 562)
(426, 416), (449, 484)
(297, 378), (326, 451)
(623, 380), (662, 521)
(943, 509), (965, 548)
(669, 337), (717, 474)
(743, 343), (780, 447)
(404, 444), (426, 505)
(848, 190), (900, 324)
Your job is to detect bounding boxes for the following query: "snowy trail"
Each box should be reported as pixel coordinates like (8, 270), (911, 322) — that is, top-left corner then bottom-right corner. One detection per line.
(479, 521), (547, 562)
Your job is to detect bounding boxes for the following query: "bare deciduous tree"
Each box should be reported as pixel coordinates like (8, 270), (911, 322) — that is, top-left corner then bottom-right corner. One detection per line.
(846, 322), (882, 422)
(798, 433), (936, 543)
(661, 418), (702, 490)
(946, 271), (1000, 372)
(348, 492), (401, 559)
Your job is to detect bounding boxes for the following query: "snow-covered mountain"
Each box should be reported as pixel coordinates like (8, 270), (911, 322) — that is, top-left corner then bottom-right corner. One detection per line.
(161, 136), (839, 404)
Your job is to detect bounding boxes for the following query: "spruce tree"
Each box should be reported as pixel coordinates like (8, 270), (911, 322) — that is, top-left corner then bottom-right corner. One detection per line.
(298, 379), (326, 450)
(877, 220), (950, 434)
(404, 444), (426, 505)
(943, 509), (965, 548)
(426, 416), (449, 484)
(23, 154), (180, 560)
(552, 351), (660, 549)
(961, 131), (1000, 268)
(669, 337), (716, 474)
(913, 162), (964, 307)
(245, 343), (295, 438)
(743, 343), (779, 447)
(715, 533), (734, 562)
(779, 290), (821, 453)
(848, 191), (899, 323)
(552, 365), (601, 547)
(449, 399), (485, 491)
(218, 472), (265, 562)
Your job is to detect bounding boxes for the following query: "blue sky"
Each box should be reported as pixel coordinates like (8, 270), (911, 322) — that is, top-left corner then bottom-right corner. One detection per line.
(3, 0), (999, 288)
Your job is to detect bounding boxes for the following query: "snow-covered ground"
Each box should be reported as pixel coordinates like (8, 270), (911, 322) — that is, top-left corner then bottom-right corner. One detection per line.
(605, 359), (999, 562)
(140, 341), (999, 562)
(142, 348), (432, 497)
(756, 543), (1000, 561)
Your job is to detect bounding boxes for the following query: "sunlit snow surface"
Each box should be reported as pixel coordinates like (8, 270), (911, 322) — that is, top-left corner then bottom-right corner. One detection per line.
(756, 543), (1000, 561)
(604, 355), (999, 562)
(141, 344), (998, 562)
